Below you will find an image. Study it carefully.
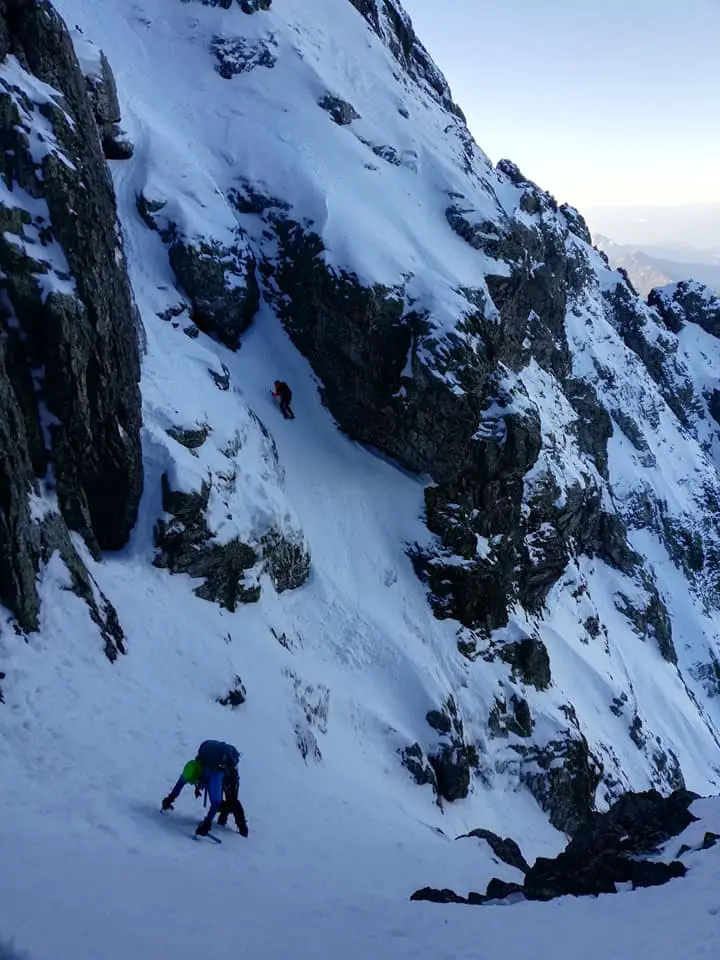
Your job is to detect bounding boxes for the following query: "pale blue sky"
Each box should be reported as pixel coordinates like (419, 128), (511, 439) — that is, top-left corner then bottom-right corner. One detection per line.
(402, 0), (720, 210)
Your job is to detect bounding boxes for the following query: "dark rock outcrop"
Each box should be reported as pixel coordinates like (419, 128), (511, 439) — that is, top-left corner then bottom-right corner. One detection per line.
(460, 828), (530, 873)
(559, 203), (592, 245)
(524, 789), (696, 900)
(319, 93), (360, 125)
(166, 424), (210, 452)
(429, 742), (472, 803)
(648, 280), (720, 338)
(410, 880), (525, 905)
(217, 675), (247, 707)
(257, 157), (626, 639)
(210, 35), (277, 78)
(615, 582), (677, 665)
(239, 0), (272, 10)
(138, 191), (259, 349)
(81, 44), (133, 159)
(410, 886), (467, 905)
(525, 847), (686, 901)
(413, 789), (698, 907)
(168, 237), (258, 348)
(188, 0), (272, 9)
(488, 694), (534, 738)
(260, 529), (311, 592)
(348, 0), (465, 120)
(0, 0), (142, 644)
(425, 696), (477, 802)
(499, 635), (551, 690)
(153, 461), (310, 607)
(572, 788), (698, 857)
(515, 735), (603, 834)
(565, 378), (613, 479)
(400, 743), (437, 791)
(153, 475), (261, 611)
(604, 282), (700, 428)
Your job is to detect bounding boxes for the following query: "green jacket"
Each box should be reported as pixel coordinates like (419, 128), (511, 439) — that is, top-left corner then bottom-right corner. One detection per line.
(183, 758), (204, 785)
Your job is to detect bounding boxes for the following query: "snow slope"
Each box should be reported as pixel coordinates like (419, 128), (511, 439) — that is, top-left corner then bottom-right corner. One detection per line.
(3, 0), (720, 956)
(0, 182), (555, 959)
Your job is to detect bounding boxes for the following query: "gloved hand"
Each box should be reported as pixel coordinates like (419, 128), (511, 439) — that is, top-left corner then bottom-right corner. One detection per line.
(194, 785), (202, 799)
(161, 796), (174, 811)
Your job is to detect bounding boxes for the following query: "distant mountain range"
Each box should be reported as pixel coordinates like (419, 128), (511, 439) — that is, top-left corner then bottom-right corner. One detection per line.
(585, 203), (720, 250)
(595, 235), (720, 298)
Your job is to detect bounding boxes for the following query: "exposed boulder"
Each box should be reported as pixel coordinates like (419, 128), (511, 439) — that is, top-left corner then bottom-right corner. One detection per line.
(410, 878), (525, 906)
(410, 886), (467, 905)
(429, 742), (472, 803)
(318, 93), (360, 125)
(411, 547), (511, 634)
(217, 675), (247, 708)
(572, 788), (699, 855)
(166, 423), (211, 452)
(210, 35), (277, 78)
(460, 828), (530, 873)
(485, 878), (525, 901)
(86, 55), (132, 159)
(167, 235), (259, 349)
(260, 529), (311, 592)
(85, 51), (120, 126)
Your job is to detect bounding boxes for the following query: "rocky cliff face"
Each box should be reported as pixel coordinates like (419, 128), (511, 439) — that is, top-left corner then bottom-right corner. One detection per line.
(227, 0), (720, 827)
(0, 0), (142, 655)
(3, 0), (720, 839)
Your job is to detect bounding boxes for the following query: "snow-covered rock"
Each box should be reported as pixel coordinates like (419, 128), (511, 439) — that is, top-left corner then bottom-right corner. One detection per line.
(2, 2), (720, 955)
(0, 1), (142, 644)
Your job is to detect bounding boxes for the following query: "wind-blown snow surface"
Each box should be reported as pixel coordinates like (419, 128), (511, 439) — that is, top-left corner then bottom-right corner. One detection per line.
(2, 0), (720, 956)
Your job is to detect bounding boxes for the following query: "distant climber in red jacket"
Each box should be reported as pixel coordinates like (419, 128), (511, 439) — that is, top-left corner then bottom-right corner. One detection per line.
(272, 380), (295, 419)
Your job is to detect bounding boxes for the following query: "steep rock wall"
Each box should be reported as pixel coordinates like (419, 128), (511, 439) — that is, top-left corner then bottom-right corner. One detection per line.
(0, 0), (142, 649)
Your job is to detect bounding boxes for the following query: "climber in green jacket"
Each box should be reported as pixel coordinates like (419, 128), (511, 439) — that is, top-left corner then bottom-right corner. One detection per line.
(161, 740), (248, 837)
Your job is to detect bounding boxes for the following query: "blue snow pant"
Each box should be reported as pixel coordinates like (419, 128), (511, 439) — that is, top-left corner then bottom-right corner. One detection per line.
(169, 769), (224, 821)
